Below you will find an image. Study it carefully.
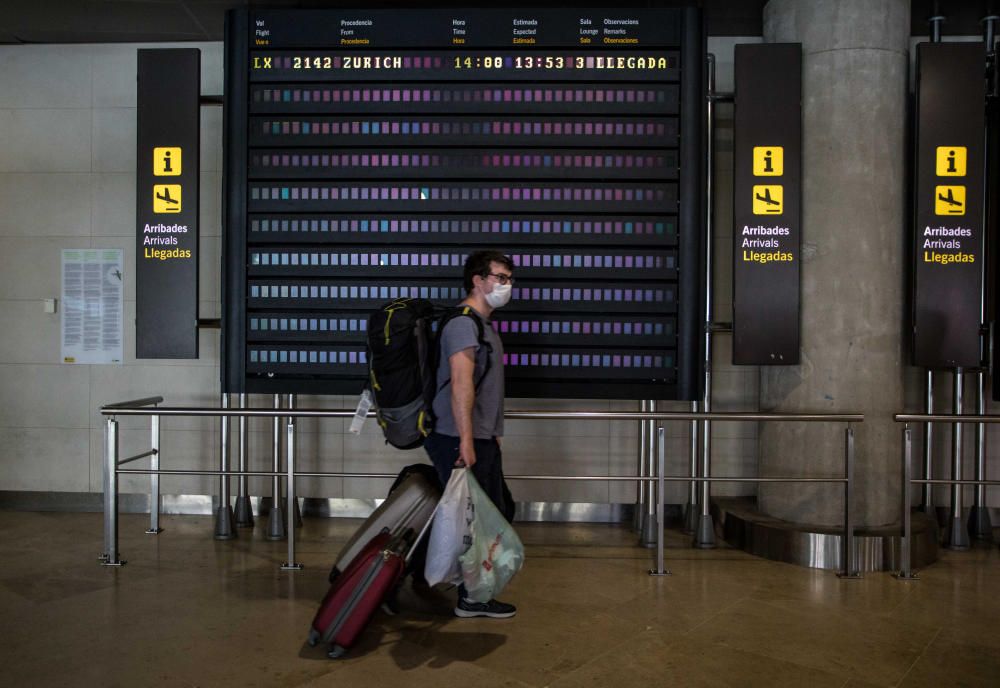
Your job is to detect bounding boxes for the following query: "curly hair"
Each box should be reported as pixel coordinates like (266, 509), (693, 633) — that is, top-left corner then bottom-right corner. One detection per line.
(463, 250), (515, 294)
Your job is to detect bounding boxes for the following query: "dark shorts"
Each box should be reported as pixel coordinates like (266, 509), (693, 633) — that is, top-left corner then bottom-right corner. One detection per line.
(424, 432), (506, 515)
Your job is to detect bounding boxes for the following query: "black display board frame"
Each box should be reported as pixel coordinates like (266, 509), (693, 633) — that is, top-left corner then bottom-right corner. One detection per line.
(223, 6), (704, 399)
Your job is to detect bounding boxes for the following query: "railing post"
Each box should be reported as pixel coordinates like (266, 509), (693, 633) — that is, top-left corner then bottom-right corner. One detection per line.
(146, 413), (162, 534)
(837, 425), (861, 579)
(683, 400), (699, 535)
(633, 400), (648, 533)
(101, 417), (125, 566)
(649, 426), (671, 576)
(895, 424), (919, 580)
(694, 398), (716, 548)
(214, 393), (236, 540)
(921, 370), (934, 512)
(946, 371), (970, 549)
(234, 392), (254, 527)
(639, 400), (657, 547)
(281, 409), (303, 571)
(969, 371), (993, 540)
(287, 394), (302, 527)
(266, 394), (285, 540)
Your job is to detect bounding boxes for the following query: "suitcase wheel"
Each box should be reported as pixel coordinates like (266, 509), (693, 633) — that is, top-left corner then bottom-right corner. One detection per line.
(307, 629), (320, 647)
(327, 645), (347, 660)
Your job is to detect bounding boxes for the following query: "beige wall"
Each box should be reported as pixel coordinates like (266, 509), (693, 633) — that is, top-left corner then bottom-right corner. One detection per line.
(0, 39), (761, 506)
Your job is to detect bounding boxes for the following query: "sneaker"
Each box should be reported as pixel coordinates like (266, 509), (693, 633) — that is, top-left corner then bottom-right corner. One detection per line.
(454, 597), (517, 619)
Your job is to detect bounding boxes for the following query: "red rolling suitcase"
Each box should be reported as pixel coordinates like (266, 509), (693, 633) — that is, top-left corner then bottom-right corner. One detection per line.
(308, 515), (434, 659)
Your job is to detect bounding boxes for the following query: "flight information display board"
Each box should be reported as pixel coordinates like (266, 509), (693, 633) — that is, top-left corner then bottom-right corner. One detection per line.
(223, 7), (704, 399)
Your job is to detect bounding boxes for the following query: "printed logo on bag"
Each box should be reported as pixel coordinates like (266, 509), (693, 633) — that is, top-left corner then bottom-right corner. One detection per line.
(482, 533), (503, 571)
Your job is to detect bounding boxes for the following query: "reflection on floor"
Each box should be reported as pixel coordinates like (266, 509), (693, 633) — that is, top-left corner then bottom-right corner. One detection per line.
(0, 511), (997, 687)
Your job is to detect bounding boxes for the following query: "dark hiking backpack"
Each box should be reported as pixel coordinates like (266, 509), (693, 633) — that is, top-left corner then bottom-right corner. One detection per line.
(366, 299), (491, 449)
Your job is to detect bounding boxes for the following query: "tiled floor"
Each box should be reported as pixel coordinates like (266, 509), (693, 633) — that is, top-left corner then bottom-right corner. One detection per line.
(0, 511), (998, 687)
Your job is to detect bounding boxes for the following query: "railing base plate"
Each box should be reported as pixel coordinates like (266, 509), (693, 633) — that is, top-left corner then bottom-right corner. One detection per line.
(836, 571), (863, 580)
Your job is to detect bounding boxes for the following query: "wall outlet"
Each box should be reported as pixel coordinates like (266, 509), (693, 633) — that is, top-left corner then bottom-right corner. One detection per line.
(43, 298), (57, 314)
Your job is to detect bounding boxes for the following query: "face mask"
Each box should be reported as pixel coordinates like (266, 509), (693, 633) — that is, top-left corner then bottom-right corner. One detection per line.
(485, 283), (512, 309)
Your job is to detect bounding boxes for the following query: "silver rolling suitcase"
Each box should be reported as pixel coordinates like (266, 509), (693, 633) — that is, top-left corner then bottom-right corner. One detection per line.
(328, 466), (440, 582)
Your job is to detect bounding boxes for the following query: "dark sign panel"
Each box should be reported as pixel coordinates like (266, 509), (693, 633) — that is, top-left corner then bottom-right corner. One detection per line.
(223, 8), (704, 399)
(732, 43), (801, 365)
(136, 49), (200, 358)
(913, 43), (986, 368)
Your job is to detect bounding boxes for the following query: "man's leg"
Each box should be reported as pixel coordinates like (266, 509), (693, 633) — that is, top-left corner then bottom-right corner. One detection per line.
(424, 432), (460, 487)
(470, 438), (505, 513)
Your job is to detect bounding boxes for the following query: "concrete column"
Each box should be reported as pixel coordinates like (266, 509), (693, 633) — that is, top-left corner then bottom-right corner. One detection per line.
(758, 0), (910, 527)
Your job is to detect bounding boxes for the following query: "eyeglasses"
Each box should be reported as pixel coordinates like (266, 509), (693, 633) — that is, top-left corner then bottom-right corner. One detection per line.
(487, 272), (515, 286)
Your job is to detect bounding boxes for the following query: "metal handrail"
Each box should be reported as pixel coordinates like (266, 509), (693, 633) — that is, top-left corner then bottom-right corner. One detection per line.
(115, 468), (848, 483)
(117, 449), (158, 466)
(100, 400), (863, 578)
(896, 413), (1000, 423)
(103, 396), (163, 409)
(893, 414), (998, 580)
(101, 405), (862, 423)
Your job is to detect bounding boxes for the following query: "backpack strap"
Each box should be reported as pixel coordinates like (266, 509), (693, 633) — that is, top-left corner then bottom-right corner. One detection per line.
(432, 305), (493, 397)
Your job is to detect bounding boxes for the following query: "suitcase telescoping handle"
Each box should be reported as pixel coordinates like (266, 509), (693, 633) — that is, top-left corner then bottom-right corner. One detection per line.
(404, 507), (436, 566)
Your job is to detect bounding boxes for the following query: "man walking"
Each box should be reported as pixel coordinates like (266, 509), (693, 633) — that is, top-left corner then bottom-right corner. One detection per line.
(424, 250), (517, 619)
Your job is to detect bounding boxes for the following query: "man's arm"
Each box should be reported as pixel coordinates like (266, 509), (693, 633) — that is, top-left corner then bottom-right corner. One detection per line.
(449, 347), (477, 467)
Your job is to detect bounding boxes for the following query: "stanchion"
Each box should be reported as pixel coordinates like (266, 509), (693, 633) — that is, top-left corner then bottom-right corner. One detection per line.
(649, 426), (671, 576)
(287, 394), (302, 528)
(146, 413), (162, 534)
(639, 400), (657, 548)
(281, 410), (303, 571)
(946, 371), (970, 549)
(683, 400), (699, 535)
(921, 370), (934, 512)
(234, 392), (254, 527)
(894, 425), (919, 580)
(101, 418), (125, 566)
(633, 400), (648, 533)
(214, 393), (236, 540)
(837, 425), (861, 579)
(266, 394), (286, 540)
(968, 371), (993, 540)
(694, 394), (716, 548)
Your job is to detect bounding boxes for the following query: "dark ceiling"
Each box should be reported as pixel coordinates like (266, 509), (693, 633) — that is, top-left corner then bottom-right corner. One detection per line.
(0, 1), (996, 45)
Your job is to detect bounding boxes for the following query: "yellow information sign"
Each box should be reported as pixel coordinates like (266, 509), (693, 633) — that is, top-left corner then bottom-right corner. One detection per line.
(935, 146), (966, 177)
(752, 185), (783, 215)
(935, 185), (965, 216)
(153, 147), (182, 176)
(752, 146), (783, 176)
(153, 184), (182, 213)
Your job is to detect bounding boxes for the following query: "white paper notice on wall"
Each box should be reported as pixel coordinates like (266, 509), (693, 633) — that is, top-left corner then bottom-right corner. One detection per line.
(61, 249), (124, 364)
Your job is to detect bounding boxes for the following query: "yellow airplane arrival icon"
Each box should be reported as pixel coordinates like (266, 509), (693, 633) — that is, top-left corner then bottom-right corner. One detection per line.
(153, 185), (182, 213)
(752, 185), (783, 215)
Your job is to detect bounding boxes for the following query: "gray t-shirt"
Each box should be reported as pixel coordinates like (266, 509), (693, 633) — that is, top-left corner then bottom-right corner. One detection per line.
(431, 307), (505, 439)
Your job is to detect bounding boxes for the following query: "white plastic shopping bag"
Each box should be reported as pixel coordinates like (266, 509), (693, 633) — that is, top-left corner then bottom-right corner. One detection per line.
(424, 468), (473, 586)
(459, 472), (525, 603)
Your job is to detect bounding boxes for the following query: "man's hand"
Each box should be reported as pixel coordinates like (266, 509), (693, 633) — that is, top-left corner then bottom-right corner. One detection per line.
(458, 437), (477, 467)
